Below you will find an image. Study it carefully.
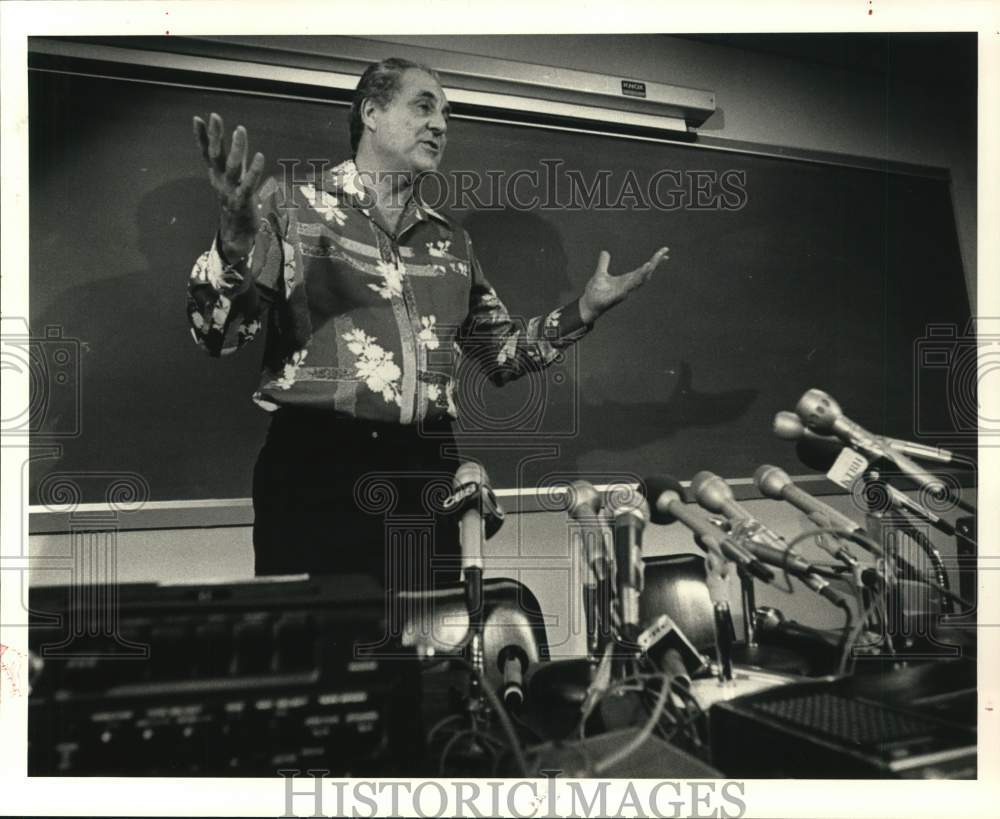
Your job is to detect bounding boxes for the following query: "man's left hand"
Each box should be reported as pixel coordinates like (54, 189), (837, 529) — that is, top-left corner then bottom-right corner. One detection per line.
(579, 246), (670, 324)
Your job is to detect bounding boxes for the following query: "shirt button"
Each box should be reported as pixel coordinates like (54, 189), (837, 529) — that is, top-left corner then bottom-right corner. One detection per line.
(371, 430), (379, 439)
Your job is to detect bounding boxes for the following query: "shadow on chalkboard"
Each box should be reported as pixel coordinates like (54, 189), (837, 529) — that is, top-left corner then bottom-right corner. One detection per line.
(459, 208), (574, 315)
(592, 360), (758, 449)
(30, 181), (757, 502)
(30, 176), (268, 503)
(455, 208), (758, 467)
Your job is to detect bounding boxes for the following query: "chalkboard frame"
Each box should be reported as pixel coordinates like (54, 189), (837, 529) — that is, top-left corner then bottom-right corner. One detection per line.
(25, 37), (974, 532)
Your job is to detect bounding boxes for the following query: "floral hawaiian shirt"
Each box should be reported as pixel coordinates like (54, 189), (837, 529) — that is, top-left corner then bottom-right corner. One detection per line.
(187, 159), (592, 426)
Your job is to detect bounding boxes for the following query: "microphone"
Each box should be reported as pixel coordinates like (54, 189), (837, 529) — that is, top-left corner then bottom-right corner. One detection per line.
(773, 410), (840, 445)
(795, 389), (892, 458)
(776, 409), (953, 464)
(753, 464), (868, 564)
(604, 489), (650, 643)
(795, 389), (969, 512)
(566, 480), (608, 660)
(641, 476), (774, 583)
(641, 476), (747, 682)
(566, 480), (608, 577)
(637, 613), (708, 684)
(566, 480), (603, 517)
(794, 441), (957, 538)
(754, 607), (843, 659)
(446, 462), (504, 581)
(864, 469), (956, 537)
(497, 644), (529, 710)
(661, 648), (693, 692)
(447, 462), (504, 703)
(794, 434), (853, 473)
(690, 471), (850, 609)
(754, 463), (862, 533)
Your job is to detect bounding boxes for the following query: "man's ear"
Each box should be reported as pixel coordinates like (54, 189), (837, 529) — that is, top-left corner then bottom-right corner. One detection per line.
(360, 97), (380, 136)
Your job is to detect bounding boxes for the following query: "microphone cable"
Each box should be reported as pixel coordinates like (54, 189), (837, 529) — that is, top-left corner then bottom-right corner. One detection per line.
(781, 526), (973, 613)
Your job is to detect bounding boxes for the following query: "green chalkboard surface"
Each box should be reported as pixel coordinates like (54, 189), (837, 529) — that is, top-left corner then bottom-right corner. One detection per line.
(28, 67), (973, 504)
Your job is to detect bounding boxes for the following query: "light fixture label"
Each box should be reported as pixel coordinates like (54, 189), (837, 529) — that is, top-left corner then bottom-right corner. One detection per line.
(621, 79), (647, 98)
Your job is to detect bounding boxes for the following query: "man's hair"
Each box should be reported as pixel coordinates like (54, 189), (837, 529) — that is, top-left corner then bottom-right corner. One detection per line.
(349, 57), (441, 155)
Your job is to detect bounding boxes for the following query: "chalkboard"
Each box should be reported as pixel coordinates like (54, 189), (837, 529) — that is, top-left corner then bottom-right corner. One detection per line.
(28, 67), (973, 504)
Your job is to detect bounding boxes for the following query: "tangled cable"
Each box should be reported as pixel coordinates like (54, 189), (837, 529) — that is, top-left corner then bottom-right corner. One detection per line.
(426, 657), (530, 777)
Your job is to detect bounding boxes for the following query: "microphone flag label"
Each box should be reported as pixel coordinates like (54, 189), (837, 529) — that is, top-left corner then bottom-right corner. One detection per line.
(827, 448), (870, 489)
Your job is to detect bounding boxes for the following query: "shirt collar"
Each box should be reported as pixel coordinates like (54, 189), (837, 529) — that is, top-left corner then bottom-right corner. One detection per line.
(321, 159), (452, 230)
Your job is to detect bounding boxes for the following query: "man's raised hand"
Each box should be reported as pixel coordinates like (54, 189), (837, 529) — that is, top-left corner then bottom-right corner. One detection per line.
(193, 113), (266, 260)
(579, 246), (670, 324)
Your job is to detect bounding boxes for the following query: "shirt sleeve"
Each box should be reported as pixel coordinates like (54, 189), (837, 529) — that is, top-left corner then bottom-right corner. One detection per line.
(186, 177), (288, 357)
(457, 236), (593, 387)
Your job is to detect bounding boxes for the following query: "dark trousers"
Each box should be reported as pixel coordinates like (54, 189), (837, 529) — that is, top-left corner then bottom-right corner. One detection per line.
(252, 409), (462, 592)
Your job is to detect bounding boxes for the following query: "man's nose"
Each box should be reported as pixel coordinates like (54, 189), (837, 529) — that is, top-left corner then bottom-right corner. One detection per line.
(428, 111), (447, 136)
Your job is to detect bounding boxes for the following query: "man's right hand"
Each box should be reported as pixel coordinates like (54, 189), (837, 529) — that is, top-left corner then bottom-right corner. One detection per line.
(193, 113), (266, 261)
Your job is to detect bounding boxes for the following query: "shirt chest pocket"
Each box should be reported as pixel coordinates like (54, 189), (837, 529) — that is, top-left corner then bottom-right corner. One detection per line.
(299, 249), (396, 319)
(405, 261), (473, 339)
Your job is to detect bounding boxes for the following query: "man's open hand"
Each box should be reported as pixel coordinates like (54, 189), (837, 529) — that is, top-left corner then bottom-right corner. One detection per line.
(193, 113), (266, 260)
(579, 246), (669, 324)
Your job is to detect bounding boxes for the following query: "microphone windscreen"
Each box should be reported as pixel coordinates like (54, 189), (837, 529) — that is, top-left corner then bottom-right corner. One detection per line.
(603, 483), (649, 521)
(772, 410), (805, 440)
(454, 461), (488, 489)
(566, 480), (602, 519)
(753, 464), (790, 499)
(795, 388), (841, 434)
(689, 471), (732, 513)
(640, 475), (687, 525)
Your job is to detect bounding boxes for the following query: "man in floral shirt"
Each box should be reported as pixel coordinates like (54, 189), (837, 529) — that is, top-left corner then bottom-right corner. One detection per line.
(189, 57), (668, 590)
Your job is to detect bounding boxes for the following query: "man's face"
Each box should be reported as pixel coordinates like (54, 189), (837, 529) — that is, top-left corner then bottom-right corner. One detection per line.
(366, 69), (450, 176)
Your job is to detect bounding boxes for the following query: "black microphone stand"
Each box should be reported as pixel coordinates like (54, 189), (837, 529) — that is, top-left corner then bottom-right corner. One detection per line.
(578, 522), (611, 680)
(860, 470), (904, 655)
(860, 469), (949, 656)
(447, 476), (503, 716)
(737, 564), (758, 648)
(700, 543), (736, 682)
(464, 562), (486, 710)
(702, 522), (757, 660)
